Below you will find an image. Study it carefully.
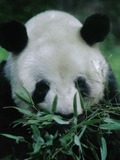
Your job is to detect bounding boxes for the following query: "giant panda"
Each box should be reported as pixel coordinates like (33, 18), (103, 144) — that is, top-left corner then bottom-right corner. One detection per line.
(0, 10), (120, 159)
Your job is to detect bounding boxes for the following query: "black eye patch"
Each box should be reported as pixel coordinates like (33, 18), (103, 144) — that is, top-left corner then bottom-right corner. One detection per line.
(75, 77), (90, 98)
(32, 80), (50, 104)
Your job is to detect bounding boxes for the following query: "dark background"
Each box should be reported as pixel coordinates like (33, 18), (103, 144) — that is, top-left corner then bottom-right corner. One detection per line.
(0, 0), (120, 38)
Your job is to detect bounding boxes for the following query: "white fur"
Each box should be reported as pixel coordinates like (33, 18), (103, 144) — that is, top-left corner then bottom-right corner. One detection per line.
(5, 11), (109, 115)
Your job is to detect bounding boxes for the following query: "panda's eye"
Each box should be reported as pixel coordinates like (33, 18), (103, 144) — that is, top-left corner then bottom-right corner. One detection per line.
(75, 77), (90, 98)
(32, 80), (50, 104)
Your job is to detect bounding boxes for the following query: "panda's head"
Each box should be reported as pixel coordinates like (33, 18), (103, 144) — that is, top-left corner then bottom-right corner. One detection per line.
(0, 11), (110, 116)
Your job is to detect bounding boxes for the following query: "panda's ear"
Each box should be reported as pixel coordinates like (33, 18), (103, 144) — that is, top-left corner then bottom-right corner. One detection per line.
(80, 13), (110, 45)
(0, 20), (28, 54)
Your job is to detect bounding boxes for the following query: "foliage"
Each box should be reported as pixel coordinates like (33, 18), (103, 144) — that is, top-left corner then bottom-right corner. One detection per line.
(0, 0), (120, 38)
(100, 34), (120, 85)
(1, 87), (120, 160)
(0, 47), (9, 61)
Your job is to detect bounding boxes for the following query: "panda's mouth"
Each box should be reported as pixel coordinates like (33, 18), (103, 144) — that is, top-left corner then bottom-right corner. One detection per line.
(41, 112), (86, 135)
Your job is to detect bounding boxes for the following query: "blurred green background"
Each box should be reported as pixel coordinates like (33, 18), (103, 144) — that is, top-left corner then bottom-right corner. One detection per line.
(0, 0), (120, 84)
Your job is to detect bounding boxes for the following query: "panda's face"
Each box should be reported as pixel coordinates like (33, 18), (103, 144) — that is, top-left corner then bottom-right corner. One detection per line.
(3, 11), (110, 115)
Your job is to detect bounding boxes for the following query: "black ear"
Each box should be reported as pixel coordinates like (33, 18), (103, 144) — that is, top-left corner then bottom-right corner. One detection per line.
(80, 13), (110, 45)
(0, 20), (28, 54)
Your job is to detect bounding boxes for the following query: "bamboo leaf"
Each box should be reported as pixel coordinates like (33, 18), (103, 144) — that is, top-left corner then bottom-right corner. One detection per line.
(100, 124), (120, 130)
(100, 137), (107, 160)
(52, 95), (58, 113)
(83, 119), (102, 125)
(89, 141), (100, 160)
(73, 93), (78, 118)
(15, 92), (32, 106)
(32, 142), (42, 154)
(31, 125), (40, 139)
(53, 116), (69, 125)
(104, 118), (120, 125)
(79, 93), (85, 110)
(78, 125), (87, 139)
(0, 133), (25, 143)
(74, 135), (80, 147)
(12, 107), (33, 116)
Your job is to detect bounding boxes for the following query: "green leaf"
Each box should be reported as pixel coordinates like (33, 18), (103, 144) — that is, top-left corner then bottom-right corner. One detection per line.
(31, 125), (40, 140)
(27, 119), (39, 125)
(52, 116), (69, 125)
(15, 86), (36, 111)
(100, 137), (107, 160)
(74, 135), (83, 154)
(73, 93), (78, 118)
(37, 114), (53, 123)
(12, 107), (33, 116)
(100, 117), (120, 130)
(32, 142), (42, 154)
(89, 141), (100, 160)
(52, 95), (58, 113)
(104, 118), (120, 125)
(15, 92), (33, 106)
(60, 132), (74, 146)
(74, 135), (80, 147)
(83, 119), (102, 125)
(100, 124), (120, 130)
(21, 86), (31, 99)
(0, 133), (25, 143)
(13, 118), (27, 127)
(78, 125), (87, 139)
(45, 133), (54, 146)
(79, 93), (85, 110)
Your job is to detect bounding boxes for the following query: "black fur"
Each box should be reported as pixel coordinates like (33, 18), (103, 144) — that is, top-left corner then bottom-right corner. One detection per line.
(80, 13), (110, 45)
(104, 68), (120, 105)
(0, 61), (29, 158)
(0, 61), (15, 107)
(75, 76), (91, 98)
(0, 20), (28, 53)
(32, 80), (50, 104)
